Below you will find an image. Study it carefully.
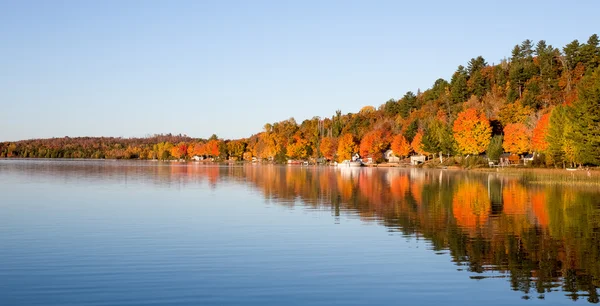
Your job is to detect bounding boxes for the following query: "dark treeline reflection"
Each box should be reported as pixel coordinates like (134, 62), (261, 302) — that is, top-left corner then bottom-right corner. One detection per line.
(3, 160), (600, 302)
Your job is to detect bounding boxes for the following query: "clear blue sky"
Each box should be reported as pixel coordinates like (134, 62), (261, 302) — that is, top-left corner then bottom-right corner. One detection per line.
(1, 0), (598, 141)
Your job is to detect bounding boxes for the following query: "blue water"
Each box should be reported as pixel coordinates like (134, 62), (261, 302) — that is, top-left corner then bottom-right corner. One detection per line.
(0, 160), (596, 305)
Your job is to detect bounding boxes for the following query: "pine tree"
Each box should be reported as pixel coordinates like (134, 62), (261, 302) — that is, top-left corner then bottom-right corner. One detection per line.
(450, 66), (469, 103)
(399, 92), (417, 118)
(568, 67), (600, 165)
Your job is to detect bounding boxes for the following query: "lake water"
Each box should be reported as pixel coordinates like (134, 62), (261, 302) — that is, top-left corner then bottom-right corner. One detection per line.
(1, 160), (599, 305)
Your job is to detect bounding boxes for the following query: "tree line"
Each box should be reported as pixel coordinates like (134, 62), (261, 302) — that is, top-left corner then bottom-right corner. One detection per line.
(2, 34), (600, 167)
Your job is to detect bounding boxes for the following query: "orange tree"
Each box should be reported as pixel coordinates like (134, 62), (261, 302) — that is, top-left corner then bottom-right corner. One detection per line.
(410, 131), (427, 155)
(359, 129), (390, 161)
(503, 123), (530, 155)
(391, 134), (411, 158)
(452, 107), (492, 155)
(452, 182), (491, 230)
(205, 139), (221, 158)
(531, 113), (551, 152)
(319, 137), (338, 161)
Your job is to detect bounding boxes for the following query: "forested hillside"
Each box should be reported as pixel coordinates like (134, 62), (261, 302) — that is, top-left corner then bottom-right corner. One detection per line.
(2, 34), (600, 167)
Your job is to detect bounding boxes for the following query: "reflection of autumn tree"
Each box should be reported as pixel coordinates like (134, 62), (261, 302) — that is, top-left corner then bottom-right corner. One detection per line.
(187, 165), (600, 302)
(21, 163), (600, 301)
(502, 180), (528, 215)
(410, 179), (423, 206)
(452, 181), (491, 230)
(389, 173), (410, 198)
(530, 191), (549, 227)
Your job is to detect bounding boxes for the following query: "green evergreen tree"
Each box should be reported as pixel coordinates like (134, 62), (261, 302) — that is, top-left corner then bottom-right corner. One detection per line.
(450, 66), (469, 103)
(563, 40), (582, 71)
(467, 56), (487, 76)
(510, 40), (538, 99)
(404, 120), (418, 142)
(580, 34), (600, 74)
(399, 91), (417, 118)
(383, 99), (401, 117)
(568, 67), (600, 165)
(486, 135), (503, 162)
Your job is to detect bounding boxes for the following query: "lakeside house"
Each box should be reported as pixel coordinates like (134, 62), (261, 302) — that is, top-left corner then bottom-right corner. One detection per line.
(523, 153), (535, 165)
(499, 153), (532, 166)
(191, 155), (203, 161)
(384, 150), (400, 163)
(352, 153), (361, 162)
(410, 155), (426, 165)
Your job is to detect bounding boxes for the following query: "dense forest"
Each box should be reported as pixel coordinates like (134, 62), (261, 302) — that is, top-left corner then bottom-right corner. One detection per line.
(2, 34), (600, 167)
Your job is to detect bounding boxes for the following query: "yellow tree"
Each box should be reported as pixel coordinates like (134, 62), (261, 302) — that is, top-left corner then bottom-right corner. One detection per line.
(498, 101), (533, 126)
(337, 133), (357, 162)
(286, 136), (310, 160)
(452, 108), (492, 155)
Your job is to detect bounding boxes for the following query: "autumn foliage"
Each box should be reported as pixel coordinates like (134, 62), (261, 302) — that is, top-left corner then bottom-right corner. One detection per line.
(3, 34), (600, 167)
(391, 135), (411, 158)
(410, 131), (426, 155)
(337, 133), (358, 162)
(359, 129), (391, 160)
(531, 113), (551, 152)
(503, 123), (531, 155)
(205, 139), (221, 157)
(452, 108), (492, 155)
(319, 137), (338, 161)
(502, 181), (528, 215)
(452, 182), (491, 229)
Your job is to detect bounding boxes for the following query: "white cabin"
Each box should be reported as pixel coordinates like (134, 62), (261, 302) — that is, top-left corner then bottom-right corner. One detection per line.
(384, 150), (400, 163)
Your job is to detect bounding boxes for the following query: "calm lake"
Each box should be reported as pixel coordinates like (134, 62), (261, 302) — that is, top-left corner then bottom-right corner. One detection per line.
(1, 160), (599, 305)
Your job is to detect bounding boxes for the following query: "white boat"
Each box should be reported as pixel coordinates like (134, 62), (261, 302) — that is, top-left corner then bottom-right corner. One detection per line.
(337, 160), (362, 167)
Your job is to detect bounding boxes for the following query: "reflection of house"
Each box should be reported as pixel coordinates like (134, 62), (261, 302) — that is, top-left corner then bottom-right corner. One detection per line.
(384, 150), (400, 163)
(410, 155), (426, 165)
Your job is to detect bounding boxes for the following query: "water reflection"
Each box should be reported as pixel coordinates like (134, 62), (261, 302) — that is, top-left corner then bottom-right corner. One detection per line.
(1, 160), (599, 303)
